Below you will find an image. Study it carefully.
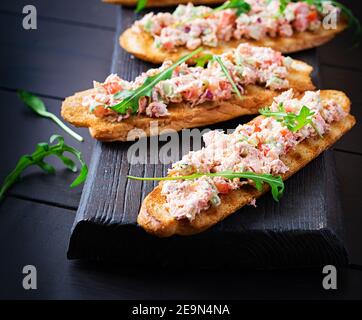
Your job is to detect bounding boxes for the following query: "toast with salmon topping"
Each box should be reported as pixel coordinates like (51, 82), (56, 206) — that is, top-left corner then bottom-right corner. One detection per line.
(62, 44), (314, 141)
(120, 1), (348, 64)
(136, 90), (355, 237)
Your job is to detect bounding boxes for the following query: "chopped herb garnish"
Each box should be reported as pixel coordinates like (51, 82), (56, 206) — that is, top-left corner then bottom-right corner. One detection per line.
(259, 103), (320, 134)
(110, 47), (203, 115)
(113, 89), (134, 101)
(0, 135), (88, 201)
(278, 0), (290, 13)
(213, 56), (243, 100)
(211, 0), (251, 16)
(135, 0), (148, 13)
(194, 54), (214, 68)
(18, 90), (84, 142)
(128, 170), (284, 202)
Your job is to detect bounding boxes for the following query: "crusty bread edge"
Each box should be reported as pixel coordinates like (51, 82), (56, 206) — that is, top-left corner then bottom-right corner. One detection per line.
(137, 90), (356, 237)
(120, 21), (348, 64)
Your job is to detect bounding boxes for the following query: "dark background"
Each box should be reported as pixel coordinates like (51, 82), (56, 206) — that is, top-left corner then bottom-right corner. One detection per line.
(0, 0), (361, 299)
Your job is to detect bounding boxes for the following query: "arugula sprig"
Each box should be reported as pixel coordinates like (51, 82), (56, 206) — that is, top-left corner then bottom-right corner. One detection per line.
(259, 103), (321, 135)
(136, 0), (251, 15)
(135, 0), (148, 13)
(277, 0), (290, 13)
(0, 135), (88, 201)
(211, 0), (251, 16)
(213, 55), (243, 100)
(128, 170), (284, 202)
(110, 47), (203, 115)
(194, 54), (214, 67)
(18, 90), (84, 142)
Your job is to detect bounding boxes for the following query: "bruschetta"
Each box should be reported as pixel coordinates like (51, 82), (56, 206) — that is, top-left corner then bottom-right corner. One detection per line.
(135, 89), (355, 237)
(103, 0), (223, 7)
(61, 44), (314, 141)
(120, 0), (348, 64)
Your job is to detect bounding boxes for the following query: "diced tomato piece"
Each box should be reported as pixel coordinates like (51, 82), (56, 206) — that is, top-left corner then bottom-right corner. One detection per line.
(163, 42), (174, 51)
(253, 118), (262, 132)
(215, 182), (233, 194)
(253, 117), (262, 125)
(281, 129), (289, 137)
(219, 80), (232, 91)
(308, 11), (318, 21)
(251, 118), (262, 132)
(257, 142), (263, 150)
(93, 106), (115, 118)
(218, 11), (236, 30)
(285, 105), (293, 112)
(103, 82), (122, 95)
(182, 88), (199, 101)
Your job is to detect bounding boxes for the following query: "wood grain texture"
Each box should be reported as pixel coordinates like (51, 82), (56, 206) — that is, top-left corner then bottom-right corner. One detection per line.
(0, 0), (117, 29)
(1, 198), (360, 299)
(68, 7), (348, 268)
(0, 12), (114, 98)
(334, 151), (362, 266)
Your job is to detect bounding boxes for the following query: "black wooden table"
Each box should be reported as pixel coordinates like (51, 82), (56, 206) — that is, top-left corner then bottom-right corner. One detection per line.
(0, 0), (361, 299)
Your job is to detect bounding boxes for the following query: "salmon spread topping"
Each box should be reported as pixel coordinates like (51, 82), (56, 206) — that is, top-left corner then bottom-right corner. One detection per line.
(132, 1), (340, 52)
(82, 44), (293, 121)
(161, 89), (346, 221)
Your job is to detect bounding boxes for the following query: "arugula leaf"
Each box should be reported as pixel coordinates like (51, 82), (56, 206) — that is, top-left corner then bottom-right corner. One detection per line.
(113, 89), (134, 101)
(0, 135), (88, 201)
(110, 47), (203, 115)
(212, 0), (251, 16)
(213, 56), (243, 100)
(18, 90), (84, 142)
(259, 103), (317, 133)
(129, 170), (284, 202)
(135, 0), (148, 13)
(278, 0), (290, 13)
(194, 54), (214, 68)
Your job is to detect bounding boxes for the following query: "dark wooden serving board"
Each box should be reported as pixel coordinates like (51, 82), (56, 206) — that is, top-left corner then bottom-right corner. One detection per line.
(67, 7), (348, 268)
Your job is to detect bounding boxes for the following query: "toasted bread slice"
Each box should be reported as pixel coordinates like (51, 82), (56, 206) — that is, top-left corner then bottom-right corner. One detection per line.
(120, 21), (347, 64)
(137, 90), (356, 237)
(61, 59), (313, 142)
(103, 0), (223, 6)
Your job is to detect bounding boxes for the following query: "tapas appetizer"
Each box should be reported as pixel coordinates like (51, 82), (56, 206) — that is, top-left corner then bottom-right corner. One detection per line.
(131, 89), (355, 237)
(120, 0), (349, 64)
(62, 44), (314, 141)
